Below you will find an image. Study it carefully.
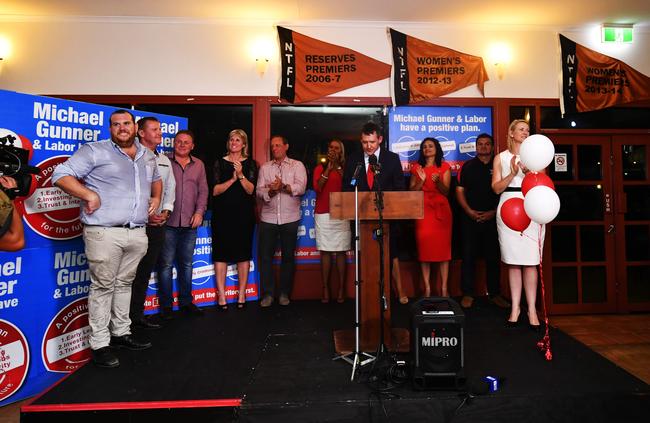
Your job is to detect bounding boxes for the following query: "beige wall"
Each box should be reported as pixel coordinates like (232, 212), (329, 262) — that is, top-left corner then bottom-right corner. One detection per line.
(0, 18), (648, 99)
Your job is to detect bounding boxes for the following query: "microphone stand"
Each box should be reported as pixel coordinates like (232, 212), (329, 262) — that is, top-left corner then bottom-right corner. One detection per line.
(334, 163), (374, 380)
(371, 166), (388, 357)
(365, 164), (397, 391)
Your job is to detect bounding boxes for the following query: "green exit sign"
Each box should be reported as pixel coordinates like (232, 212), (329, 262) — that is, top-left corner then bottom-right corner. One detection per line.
(602, 25), (633, 43)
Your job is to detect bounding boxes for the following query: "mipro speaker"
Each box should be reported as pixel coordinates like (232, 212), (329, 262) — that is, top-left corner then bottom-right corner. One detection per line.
(410, 297), (465, 390)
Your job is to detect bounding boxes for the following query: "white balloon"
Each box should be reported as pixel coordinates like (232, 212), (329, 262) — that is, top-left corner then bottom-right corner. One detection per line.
(520, 134), (555, 172)
(524, 185), (560, 224)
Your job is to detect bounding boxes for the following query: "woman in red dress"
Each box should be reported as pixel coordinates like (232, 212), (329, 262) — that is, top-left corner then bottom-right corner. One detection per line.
(409, 137), (452, 297)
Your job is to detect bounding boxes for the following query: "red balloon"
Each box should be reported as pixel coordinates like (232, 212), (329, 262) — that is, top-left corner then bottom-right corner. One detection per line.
(521, 172), (555, 196)
(501, 198), (531, 232)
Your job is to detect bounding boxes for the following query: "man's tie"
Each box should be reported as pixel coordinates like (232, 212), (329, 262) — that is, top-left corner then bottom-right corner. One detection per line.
(366, 162), (374, 189)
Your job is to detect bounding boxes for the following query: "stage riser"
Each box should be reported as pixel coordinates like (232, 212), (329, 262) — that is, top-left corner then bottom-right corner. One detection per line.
(20, 302), (650, 423)
(21, 407), (237, 423)
(239, 395), (650, 423)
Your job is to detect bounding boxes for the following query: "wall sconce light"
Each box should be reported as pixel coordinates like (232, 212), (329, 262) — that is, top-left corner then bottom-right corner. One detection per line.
(250, 36), (274, 78)
(0, 36), (11, 75)
(256, 58), (269, 77)
(487, 42), (512, 80)
(602, 23), (633, 43)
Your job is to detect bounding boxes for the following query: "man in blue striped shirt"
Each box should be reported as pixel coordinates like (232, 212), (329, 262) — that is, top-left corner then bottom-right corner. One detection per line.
(53, 109), (162, 368)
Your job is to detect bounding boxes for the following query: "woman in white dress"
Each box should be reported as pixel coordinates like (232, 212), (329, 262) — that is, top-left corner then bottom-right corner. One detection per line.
(313, 139), (351, 303)
(492, 119), (544, 330)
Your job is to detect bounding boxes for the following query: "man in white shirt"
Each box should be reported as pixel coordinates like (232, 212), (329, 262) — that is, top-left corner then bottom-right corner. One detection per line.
(130, 117), (176, 330)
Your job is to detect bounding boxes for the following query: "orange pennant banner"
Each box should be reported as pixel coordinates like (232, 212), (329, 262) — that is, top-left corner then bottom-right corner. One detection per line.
(389, 29), (489, 105)
(278, 27), (391, 104)
(560, 34), (650, 114)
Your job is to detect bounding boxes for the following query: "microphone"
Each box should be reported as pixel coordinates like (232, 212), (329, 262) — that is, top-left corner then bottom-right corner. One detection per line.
(350, 162), (364, 187)
(368, 154), (381, 174)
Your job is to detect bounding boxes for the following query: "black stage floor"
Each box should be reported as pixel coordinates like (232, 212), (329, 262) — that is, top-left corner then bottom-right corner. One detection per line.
(22, 299), (650, 422)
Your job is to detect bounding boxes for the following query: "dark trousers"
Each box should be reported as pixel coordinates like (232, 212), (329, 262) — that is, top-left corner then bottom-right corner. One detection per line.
(130, 225), (166, 319)
(258, 220), (300, 298)
(460, 215), (501, 297)
(158, 227), (198, 308)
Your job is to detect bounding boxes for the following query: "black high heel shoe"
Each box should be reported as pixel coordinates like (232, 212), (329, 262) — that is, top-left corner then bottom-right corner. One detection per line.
(528, 311), (541, 332)
(217, 302), (228, 311)
(505, 310), (521, 328)
(505, 319), (519, 328)
(237, 301), (246, 309)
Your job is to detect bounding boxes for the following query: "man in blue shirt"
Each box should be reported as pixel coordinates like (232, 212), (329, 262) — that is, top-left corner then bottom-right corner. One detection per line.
(53, 109), (162, 368)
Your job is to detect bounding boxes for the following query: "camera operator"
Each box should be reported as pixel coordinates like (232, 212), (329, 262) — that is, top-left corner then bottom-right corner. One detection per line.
(0, 175), (25, 251)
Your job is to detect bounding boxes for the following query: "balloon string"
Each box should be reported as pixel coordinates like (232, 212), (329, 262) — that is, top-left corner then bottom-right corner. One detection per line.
(536, 224), (552, 360)
(519, 223), (541, 244)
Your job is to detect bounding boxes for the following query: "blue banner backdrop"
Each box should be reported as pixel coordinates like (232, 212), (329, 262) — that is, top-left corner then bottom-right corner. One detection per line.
(0, 90), (258, 406)
(387, 106), (493, 173)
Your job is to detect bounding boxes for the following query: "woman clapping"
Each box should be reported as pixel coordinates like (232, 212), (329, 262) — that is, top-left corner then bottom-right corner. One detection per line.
(211, 129), (258, 310)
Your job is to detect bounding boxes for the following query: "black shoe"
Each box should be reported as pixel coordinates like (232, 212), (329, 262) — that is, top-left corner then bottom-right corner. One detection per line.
(159, 307), (174, 321)
(92, 347), (119, 368)
(110, 334), (152, 350)
(131, 316), (162, 330)
(182, 303), (204, 316)
(529, 323), (542, 332)
(505, 320), (519, 328)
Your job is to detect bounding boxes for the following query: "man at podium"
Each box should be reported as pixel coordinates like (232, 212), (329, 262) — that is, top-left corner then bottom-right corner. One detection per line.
(342, 122), (407, 303)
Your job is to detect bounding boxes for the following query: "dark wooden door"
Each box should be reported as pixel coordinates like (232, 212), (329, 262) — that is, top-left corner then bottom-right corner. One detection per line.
(611, 135), (650, 312)
(544, 135), (617, 314)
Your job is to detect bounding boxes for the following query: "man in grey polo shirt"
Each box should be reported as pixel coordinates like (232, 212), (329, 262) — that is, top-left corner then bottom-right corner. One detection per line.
(53, 109), (162, 368)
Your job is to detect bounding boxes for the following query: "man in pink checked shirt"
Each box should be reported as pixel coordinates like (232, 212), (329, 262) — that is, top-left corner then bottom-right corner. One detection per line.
(256, 135), (307, 307)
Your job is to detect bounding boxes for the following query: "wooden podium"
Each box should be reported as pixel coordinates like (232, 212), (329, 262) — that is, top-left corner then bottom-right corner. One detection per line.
(330, 191), (423, 352)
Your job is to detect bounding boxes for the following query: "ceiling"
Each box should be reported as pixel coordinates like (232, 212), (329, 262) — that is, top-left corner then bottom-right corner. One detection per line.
(1, 0), (649, 29)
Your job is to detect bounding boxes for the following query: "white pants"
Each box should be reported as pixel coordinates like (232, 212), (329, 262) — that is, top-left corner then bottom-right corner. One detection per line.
(83, 226), (148, 350)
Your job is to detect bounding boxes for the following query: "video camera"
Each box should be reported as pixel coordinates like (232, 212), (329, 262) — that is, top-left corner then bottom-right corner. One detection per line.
(0, 134), (40, 199)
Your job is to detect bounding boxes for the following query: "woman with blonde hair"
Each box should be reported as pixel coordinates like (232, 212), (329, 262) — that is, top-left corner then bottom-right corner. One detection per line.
(313, 139), (351, 303)
(492, 119), (545, 331)
(212, 129), (258, 310)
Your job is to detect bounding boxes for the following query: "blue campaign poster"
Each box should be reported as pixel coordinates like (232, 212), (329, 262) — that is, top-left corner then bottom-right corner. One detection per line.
(268, 189), (319, 265)
(295, 190), (319, 263)
(142, 222), (260, 311)
(0, 89), (196, 406)
(388, 106), (493, 173)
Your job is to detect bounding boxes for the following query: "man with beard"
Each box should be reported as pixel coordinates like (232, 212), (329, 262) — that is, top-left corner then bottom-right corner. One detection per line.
(53, 109), (162, 368)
